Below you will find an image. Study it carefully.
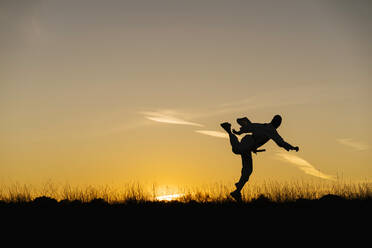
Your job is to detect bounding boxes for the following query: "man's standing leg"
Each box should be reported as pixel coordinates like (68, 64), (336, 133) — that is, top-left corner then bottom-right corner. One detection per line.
(230, 152), (253, 201)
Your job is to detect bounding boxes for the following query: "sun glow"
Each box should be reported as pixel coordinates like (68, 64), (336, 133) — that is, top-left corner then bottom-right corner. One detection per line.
(155, 193), (184, 201)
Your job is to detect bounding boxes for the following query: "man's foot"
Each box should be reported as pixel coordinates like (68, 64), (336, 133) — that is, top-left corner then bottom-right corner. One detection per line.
(230, 190), (242, 202)
(220, 122), (231, 133)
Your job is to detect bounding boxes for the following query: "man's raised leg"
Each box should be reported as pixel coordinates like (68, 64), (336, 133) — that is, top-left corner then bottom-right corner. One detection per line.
(220, 122), (241, 154)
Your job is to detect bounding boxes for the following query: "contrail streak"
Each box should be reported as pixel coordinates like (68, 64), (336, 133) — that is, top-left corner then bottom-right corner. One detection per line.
(142, 111), (203, 127)
(195, 130), (229, 138)
(276, 153), (335, 180)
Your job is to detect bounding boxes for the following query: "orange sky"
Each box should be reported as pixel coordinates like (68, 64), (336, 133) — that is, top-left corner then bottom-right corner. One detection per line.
(1, 0), (371, 187)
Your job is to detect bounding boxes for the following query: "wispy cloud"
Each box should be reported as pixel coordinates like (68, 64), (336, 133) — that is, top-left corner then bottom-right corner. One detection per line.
(195, 130), (229, 139)
(337, 138), (369, 151)
(276, 153), (335, 180)
(142, 111), (203, 127)
(141, 110), (232, 139)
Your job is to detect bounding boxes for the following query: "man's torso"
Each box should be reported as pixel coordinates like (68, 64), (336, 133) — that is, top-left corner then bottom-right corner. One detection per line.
(241, 123), (274, 150)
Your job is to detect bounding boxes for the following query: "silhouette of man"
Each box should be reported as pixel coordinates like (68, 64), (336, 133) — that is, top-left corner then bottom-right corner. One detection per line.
(220, 115), (299, 201)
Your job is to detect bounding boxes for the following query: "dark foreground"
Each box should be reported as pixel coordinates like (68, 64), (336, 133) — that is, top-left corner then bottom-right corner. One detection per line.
(2, 194), (371, 219)
(1, 194), (371, 244)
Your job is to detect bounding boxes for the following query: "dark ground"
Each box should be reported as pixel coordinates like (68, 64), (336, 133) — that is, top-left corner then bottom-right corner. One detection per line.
(1, 194), (370, 242)
(2, 194), (371, 221)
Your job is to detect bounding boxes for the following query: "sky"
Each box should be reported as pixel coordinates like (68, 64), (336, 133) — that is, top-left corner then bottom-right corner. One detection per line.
(1, 0), (371, 187)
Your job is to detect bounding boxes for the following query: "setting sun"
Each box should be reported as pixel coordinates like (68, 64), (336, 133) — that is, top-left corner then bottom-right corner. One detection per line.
(156, 194), (184, 201)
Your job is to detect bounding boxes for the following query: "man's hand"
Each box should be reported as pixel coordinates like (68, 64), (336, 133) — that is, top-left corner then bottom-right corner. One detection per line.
(232, 129), (240, 135)
(286, 146), (299, 152)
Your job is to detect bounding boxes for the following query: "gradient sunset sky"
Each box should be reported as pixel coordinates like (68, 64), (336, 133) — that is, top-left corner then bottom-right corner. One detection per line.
(1, 0), (371, 187)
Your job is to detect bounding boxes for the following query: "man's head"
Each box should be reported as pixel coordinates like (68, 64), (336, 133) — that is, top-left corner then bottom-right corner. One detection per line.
(271, 115), (282, 129)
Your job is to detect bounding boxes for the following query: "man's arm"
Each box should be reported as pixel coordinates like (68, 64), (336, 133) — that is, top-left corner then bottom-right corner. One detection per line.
(271, 130), (299, 152)
(232, 128), (246, 135)
(232, 117), (253, 135)
(232, 124), (253, 135)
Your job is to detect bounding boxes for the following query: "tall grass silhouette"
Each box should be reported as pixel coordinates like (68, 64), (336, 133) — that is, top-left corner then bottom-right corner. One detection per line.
(1, 180), (370, 204)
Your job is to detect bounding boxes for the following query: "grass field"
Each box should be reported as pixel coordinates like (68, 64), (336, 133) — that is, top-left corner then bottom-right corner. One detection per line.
(1, 179), (370, 204)
(1, 180), (371, 236)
